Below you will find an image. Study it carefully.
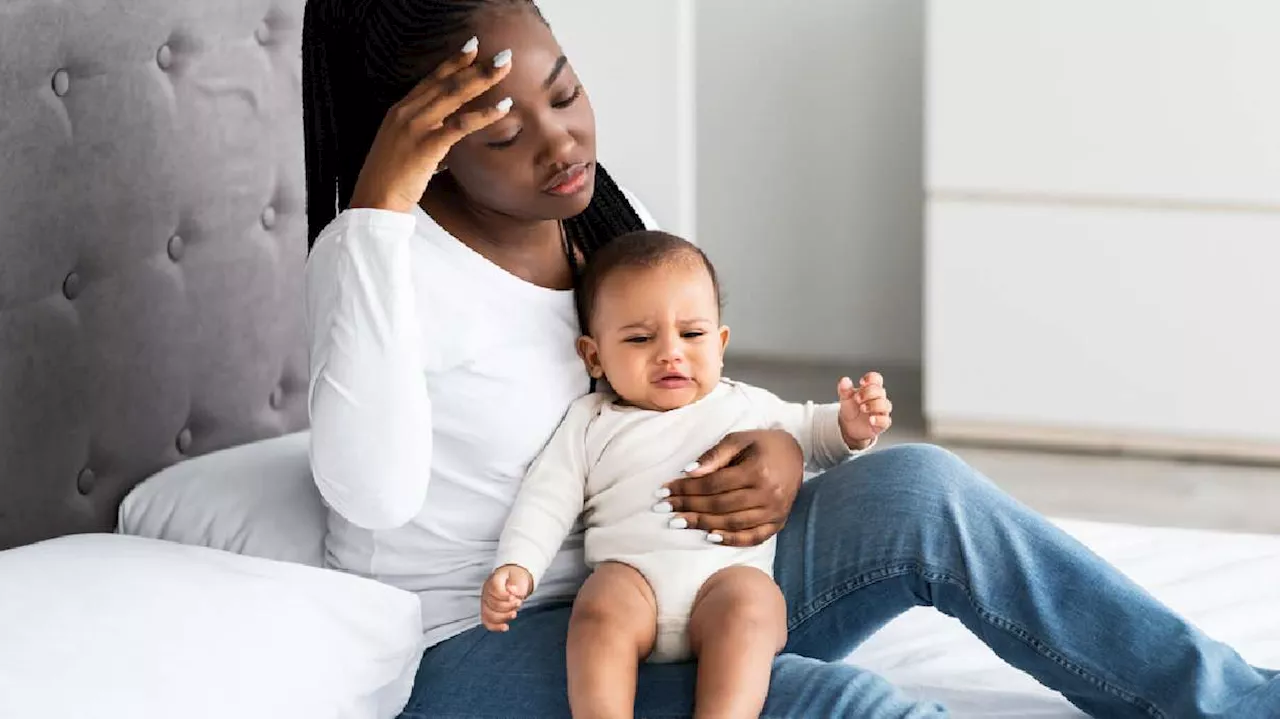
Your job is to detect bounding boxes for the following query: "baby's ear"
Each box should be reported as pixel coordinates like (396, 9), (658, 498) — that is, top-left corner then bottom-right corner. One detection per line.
(718, 325), (731, 355)
(576, 336), (605, 379)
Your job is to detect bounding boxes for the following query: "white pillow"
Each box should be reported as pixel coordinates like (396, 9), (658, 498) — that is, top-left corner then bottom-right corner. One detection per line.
(0, 534), (424, 719)
(118, 431), (326, 567)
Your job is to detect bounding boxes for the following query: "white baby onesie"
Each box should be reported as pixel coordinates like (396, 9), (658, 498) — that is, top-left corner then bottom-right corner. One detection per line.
(495, 379), (868, 662)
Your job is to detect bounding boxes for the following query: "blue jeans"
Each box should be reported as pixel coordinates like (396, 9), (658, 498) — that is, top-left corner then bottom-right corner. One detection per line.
(399, 444), (1279, 718)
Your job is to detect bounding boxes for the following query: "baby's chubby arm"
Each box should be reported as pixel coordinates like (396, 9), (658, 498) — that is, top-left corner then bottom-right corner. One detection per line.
(483, 394), (602, 630)
(740, 375), (890, 473)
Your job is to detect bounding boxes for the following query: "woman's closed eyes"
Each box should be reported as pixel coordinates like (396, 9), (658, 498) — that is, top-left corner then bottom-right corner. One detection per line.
(552, 84), (583, 109)
(484, 84), (584, 150)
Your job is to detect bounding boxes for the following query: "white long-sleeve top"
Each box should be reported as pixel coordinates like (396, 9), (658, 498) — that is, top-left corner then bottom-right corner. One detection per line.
(305, 193), (658, 647)
(495, 381), (860, 590)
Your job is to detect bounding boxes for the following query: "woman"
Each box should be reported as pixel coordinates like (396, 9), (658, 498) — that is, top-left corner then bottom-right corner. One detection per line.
(301, 1), (1278, 717)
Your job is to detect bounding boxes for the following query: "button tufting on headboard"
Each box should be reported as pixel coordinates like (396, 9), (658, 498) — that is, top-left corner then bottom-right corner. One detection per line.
(52, 69), (70, 97)
(176, 428), (194, 455)
(0, 0), (310, 551)
(167, 234), (186, 263)
(76, 468), (96, 497)
(62, 272), (83, 301)
(156, 44), (174, 71)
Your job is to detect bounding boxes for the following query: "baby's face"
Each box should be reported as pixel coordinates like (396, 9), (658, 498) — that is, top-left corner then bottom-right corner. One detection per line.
(578, 259), (729, 412)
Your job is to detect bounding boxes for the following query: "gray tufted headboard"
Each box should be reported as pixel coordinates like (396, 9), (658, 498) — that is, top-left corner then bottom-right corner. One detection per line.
(0, 0), (310, 551)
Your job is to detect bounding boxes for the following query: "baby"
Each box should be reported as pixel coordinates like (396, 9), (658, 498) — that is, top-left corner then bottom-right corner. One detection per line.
(480, 231), (893, 718)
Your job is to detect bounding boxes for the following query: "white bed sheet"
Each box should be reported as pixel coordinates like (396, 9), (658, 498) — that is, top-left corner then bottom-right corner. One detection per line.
(844, 519), (1280, 717)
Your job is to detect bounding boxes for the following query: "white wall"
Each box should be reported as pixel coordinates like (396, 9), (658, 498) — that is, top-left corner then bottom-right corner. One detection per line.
(695, 0), (925, 365)
(538, 0), (696, 238)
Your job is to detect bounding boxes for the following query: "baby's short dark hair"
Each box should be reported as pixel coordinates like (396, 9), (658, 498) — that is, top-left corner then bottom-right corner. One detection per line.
(574, 231), (722, 336)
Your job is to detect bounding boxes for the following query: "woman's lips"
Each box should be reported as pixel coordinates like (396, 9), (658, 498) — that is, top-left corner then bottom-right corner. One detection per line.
(543, 163), (591, 196)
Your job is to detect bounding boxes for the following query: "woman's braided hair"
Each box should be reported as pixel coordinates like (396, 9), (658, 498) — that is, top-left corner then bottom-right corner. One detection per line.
(301, 0), (645, 261)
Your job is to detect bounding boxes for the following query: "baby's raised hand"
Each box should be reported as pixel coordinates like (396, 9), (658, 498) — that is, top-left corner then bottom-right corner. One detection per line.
(838, 372), (893, 449)
(481, 564), (534, 632)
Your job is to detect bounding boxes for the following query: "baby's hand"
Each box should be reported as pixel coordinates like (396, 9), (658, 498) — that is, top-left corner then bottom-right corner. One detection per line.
(481, 564), (534, 632)
(838, 372), (893, 449)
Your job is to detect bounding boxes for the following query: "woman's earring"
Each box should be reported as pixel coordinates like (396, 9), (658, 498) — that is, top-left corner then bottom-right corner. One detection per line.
(433, 163), (449, 176)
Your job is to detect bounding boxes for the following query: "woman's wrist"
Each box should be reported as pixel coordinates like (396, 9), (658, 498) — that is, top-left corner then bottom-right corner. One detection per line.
(348, 189), (417, 215)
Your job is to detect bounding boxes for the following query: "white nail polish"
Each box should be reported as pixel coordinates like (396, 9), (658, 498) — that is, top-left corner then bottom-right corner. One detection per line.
(682, 461), (700, 474)
(706, 533), (724, 544)
(652, 502), (673, 514)
(654, 488), (671, 499)
(668, 517), (688, 530)
(461, 36), (479, 54)
(493, 49), (513, 68)
(495, 97), (513, 113)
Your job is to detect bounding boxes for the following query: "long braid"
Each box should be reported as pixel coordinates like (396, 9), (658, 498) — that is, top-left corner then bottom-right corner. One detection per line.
(303, 0), (646, 256)
(302, 0), (343, 248)
(564, 164), (645, 264)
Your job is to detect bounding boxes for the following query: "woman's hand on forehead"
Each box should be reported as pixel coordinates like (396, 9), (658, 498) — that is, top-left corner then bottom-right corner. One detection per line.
(459, 7), (573, 112)
(348, 37), (515, 214)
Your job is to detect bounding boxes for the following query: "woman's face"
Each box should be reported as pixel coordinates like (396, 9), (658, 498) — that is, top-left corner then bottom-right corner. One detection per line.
(442, 6), (597, 221)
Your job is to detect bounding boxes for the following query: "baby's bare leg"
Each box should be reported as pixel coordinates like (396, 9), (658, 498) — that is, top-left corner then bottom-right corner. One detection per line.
(688, 566), (787, 719)
(567, 562), (658, 719)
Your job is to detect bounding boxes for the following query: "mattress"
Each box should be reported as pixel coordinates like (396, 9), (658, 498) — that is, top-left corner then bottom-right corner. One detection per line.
(844, 519), (1280, 717)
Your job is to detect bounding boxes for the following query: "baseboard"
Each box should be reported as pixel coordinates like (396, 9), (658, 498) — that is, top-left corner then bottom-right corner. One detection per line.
(929, 417), (1280, 467)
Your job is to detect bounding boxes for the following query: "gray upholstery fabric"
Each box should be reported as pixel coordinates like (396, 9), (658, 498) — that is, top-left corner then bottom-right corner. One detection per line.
(0, 0), (309, 550)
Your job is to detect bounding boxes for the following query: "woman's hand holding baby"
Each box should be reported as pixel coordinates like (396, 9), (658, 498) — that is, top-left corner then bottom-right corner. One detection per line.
(838, 372), (892, 449)
(481, 564), (534, 632)
(658, 430), (805, 548)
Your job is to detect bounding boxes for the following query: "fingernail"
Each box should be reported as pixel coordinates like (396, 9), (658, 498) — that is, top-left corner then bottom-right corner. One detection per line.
(654, 488), (671, 499)
(868, 416), (878, 426)
(493, 49), (513, 68)
(652, 502), (673, 514)
(706, 533), (724, 544)
(495, 97), (513, 113)
(668, 517), (688, 530)
(682, 461), (700, 474)
(461, 36), (479, 54)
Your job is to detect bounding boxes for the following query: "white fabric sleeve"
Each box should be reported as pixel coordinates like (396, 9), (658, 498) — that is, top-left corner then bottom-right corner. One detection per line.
(305, 208), (432, 531)
(494, 395), (598, 589)
(739, 383), (875, 472)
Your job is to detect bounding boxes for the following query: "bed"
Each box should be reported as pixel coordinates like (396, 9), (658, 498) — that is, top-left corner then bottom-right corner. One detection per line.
(848, 519), (1280, 717)
(1, 1), (1277, 718)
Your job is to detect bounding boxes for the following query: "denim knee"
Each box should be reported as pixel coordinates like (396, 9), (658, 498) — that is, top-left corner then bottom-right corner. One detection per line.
(874, 443), (967, 474)
(838, 443), (986, 503)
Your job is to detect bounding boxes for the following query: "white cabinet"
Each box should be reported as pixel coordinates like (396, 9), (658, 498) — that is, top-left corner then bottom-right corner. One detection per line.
(925, 0), (1280, 461)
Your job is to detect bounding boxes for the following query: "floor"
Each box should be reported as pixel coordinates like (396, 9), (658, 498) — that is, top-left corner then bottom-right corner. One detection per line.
(724, 357), (1280, 536)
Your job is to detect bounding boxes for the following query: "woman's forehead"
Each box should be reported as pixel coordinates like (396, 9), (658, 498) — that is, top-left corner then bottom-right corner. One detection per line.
(471, 5), (562, 71)
(469, 21), (572, 108)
